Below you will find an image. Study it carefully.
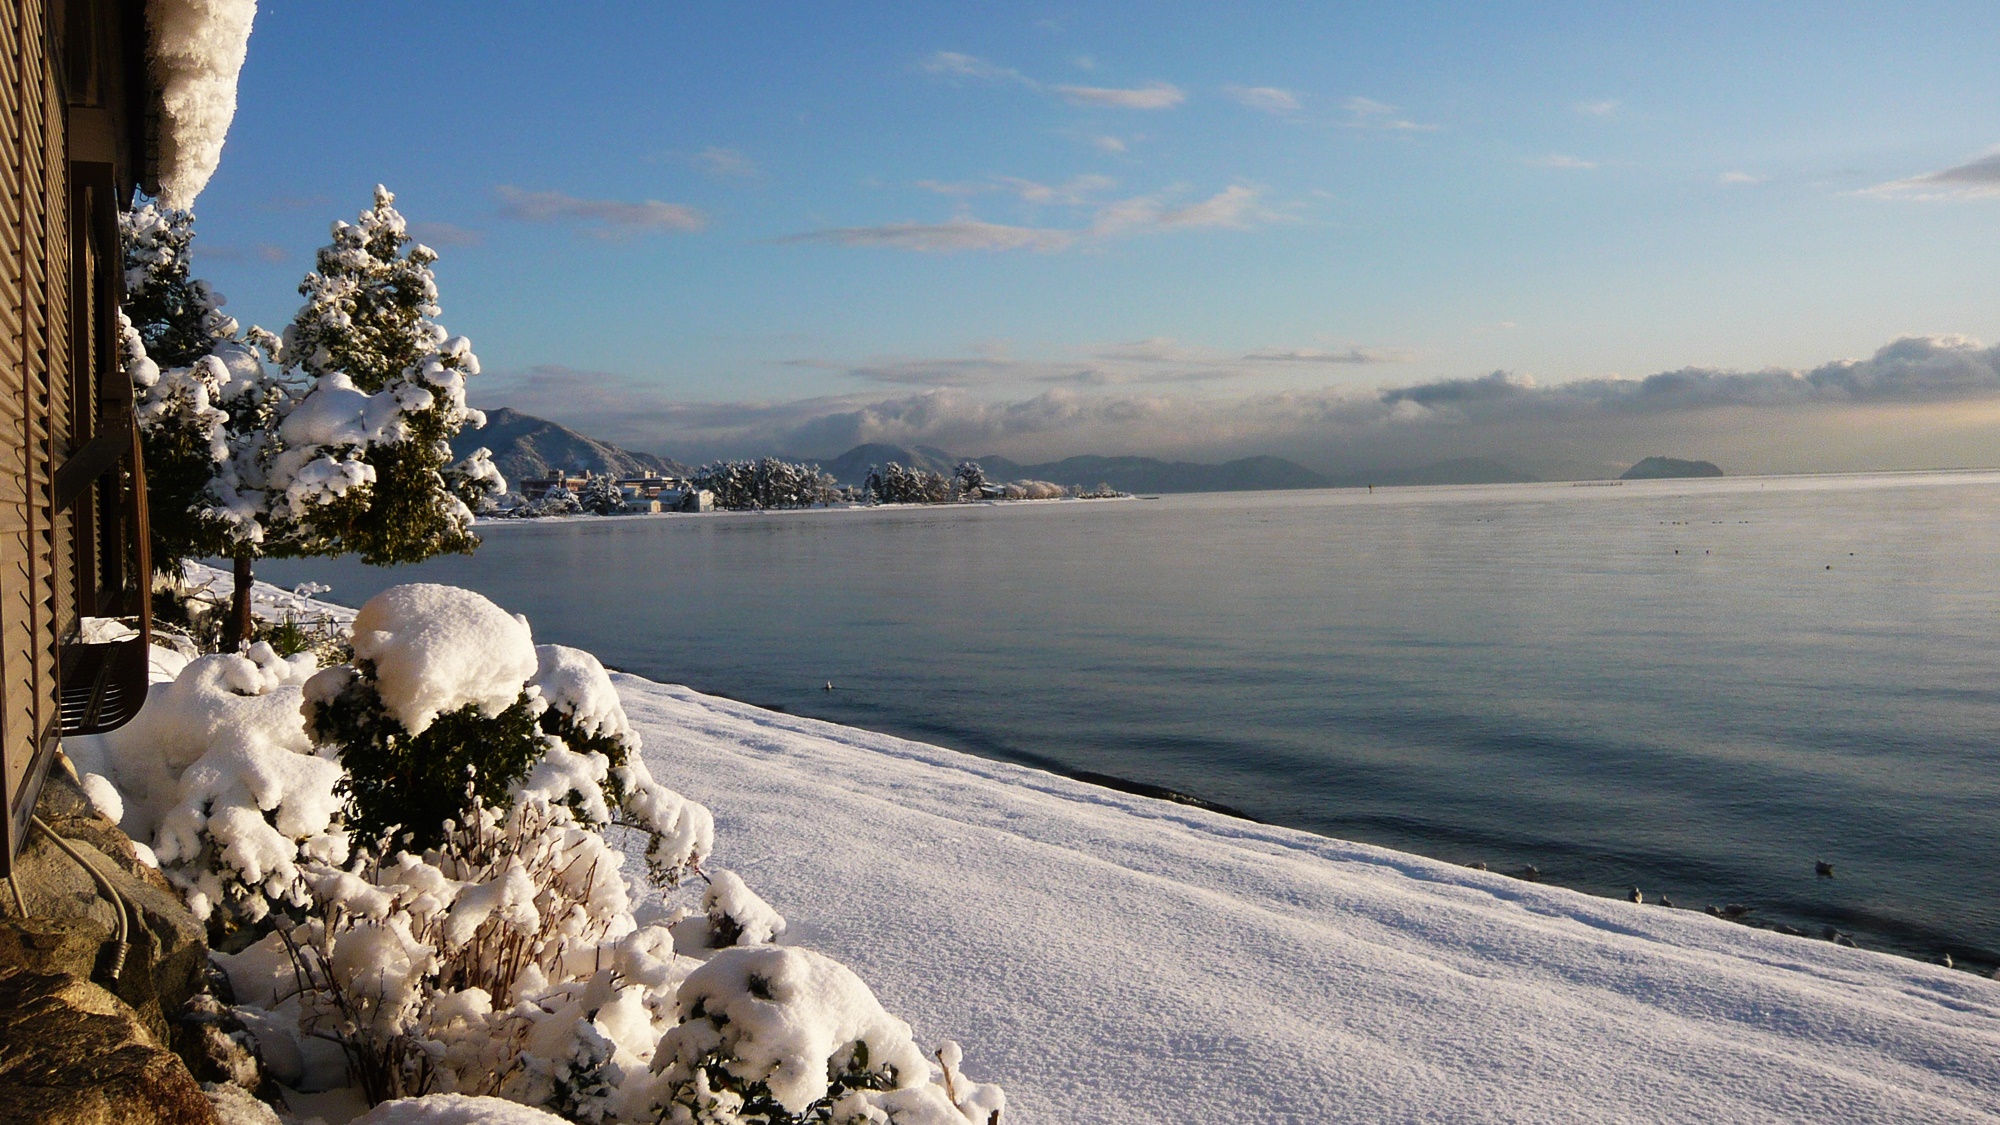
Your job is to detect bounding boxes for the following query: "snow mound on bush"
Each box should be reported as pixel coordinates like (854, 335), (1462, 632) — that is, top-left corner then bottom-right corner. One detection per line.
(654, 945), (934, 1115)
(533, 644), (634, 744)
(703, 868), (785, 947)
(354, 1093), (570, 1125)
(350, 584), (537, 734)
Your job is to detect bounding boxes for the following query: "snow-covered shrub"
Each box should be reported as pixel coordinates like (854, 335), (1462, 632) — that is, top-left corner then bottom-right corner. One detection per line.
(305, 586), (712, 880)
(530, 644), (715, 885)
(86, 579), (999, 1124)
(302, 584), (546, 849)
(64, 641), (348, 923)
(266, 792), (665, 1107)
(699, 870), (786, 948)
(648, 946), (1003, 1125)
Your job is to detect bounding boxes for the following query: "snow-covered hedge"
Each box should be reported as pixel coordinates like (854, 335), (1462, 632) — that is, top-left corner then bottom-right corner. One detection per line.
(71, 582), (999, 1124)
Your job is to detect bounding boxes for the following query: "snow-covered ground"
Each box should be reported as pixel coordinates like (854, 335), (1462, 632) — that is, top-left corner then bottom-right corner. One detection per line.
(621, 677), (2000, 1124)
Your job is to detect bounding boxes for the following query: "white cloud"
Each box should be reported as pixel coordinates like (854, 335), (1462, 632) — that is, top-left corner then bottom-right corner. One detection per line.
(1577, 99), (1620, 117)
(785, 219), (1077, 253)
(917, 174), (1117, 205)
(1527, 154), (1596, 169)
(1091, 135), (1131, 153)
(1718, 171), (1764, 185)
(495, 186), (705, 237)
(1862, 149), (2000, 200)
(787, 185), (1278, 253)
(1226, 86), (1302, 114)
(920, 51), (1035, 87)
(1054, 82), (1186, 109)
(483, 335), (2000, 472)
(1340, 96), (1438, 132)
(696, 147), (758, 178)
(1242, 347), (1401, 365)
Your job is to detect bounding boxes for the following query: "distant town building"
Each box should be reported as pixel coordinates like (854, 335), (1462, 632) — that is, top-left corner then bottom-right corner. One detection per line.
(521, 473), (687, 502)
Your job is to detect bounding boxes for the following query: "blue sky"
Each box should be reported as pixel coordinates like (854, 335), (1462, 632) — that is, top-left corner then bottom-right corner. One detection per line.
(187, 2), (2000, 475)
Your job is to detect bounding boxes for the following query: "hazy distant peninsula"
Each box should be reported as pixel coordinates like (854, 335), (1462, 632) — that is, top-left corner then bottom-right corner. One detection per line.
(809, 443), (1333, 494)
(1620, 456), (1724, 480)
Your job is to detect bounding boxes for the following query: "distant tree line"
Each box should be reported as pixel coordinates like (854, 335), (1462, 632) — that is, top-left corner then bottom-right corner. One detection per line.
(501, 457), (1126, 518)
(694, 458), (842, 510)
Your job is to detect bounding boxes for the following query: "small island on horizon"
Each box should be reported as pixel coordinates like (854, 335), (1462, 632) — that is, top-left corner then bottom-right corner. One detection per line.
(1620, 456), (1725, 480)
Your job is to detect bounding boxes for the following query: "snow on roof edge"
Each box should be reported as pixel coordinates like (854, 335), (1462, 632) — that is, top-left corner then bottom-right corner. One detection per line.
(147, 0), (258, 209)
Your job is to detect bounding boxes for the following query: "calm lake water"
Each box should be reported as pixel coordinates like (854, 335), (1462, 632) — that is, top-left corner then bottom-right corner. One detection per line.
(256, 471), (2000, 966)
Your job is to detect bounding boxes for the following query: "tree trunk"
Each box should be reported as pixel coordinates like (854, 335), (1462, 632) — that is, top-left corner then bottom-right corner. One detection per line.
(229, 550), (254, 650)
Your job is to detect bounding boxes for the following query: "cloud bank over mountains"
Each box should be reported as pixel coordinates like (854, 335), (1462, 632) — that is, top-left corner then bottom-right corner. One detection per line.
(480, 335), (2000, 477)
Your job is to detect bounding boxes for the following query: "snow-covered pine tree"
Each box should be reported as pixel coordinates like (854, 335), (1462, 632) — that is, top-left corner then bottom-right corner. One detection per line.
(273, 185), (503, 566)
(121, 201), (289, 638)
(579, 472), (626, 515)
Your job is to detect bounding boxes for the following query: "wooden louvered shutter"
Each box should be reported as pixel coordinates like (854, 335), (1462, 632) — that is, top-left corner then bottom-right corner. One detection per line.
(0, 0), (70, 874)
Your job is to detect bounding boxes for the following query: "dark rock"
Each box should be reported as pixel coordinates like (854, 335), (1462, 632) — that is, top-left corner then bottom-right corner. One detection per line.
(0, 968), (218, 1124)
(7, 767), (208, 1042)
(173, 992), (264, 1091)
(1815, 860), (1835, 878)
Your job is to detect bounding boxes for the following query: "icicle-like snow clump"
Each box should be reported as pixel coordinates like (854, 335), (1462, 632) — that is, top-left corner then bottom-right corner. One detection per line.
(147, 0), (259, 208)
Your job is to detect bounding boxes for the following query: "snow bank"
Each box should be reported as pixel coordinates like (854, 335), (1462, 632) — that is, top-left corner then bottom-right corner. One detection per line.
(347, 584), (537, 734)
(618, 676), (2000, 1124)
(147, 0), (259, 208)
(64, 641), (344, 920)
(354, 1094), (569, 1125)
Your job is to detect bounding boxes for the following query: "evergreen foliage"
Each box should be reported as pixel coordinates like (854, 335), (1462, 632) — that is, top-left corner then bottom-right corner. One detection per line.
(120, 202), (284, 574)
(578, 472), (626, 515)
(274, 185), (503, 565)
(865, 462), (952, 504)
(954, 460), (987, 499)
(692, 457), (837, 510)
(305, 662), (547, 851)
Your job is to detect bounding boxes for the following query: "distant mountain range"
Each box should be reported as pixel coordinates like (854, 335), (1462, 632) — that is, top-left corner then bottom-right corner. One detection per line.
(464, 408), (1643, 495)
(456, 408), (691, 486)
(804, 443), (1335, 493)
